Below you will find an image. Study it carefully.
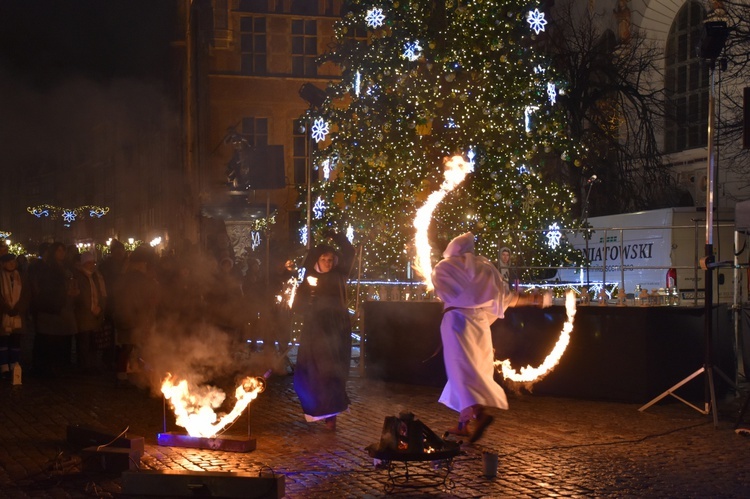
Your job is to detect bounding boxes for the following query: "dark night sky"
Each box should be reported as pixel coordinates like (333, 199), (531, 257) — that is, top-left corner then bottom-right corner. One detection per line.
(0, 1), (179, 172)
(0, 0), (175, 88)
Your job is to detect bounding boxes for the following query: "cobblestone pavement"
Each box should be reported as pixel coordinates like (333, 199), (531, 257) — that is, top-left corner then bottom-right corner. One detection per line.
(1, 364), (749, 498)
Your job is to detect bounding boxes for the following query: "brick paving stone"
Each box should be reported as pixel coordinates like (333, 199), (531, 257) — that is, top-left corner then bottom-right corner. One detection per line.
(1, 370), (749, 498)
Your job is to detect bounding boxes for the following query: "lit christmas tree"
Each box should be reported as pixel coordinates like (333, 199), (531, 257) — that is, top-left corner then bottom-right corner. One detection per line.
(304, 0), (584, 280)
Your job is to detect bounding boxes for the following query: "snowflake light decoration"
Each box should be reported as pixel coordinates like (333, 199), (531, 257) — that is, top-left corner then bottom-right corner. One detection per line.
(251, 231), (262, 251)
(547, 82), (557, 105)
(299, 226), (308, 247)
(527, 8), (547, 35)
(313, 196), (326, 219)
(322, 159), (331, 180)
(354, 70), (361, 97)
(365, 7), (386, 28)
(403, 40), (422, 61)
(524, 105), (539, 132)
(534, 64), (546, 74)
(62, 210), (77, 223)
(467, 148), (476, 170)
(546, 223), (563, 249)
(311, 118), (330, 143)
(346, 225), (354, 244)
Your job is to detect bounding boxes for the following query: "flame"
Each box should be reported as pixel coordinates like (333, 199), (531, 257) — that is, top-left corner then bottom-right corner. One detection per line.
(495, 290), (577, 383)
(161, 374), (265, 438)
(282, 276), (299, 309)
(413, 155), (474, 290)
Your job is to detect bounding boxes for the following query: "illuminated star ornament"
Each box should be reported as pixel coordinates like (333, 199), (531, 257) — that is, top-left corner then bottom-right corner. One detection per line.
(403, 40), (422, 61)
(527, 8), (547, 35)
(365, 7), (386, 29)
(546, 222), (562, 249)
(313, 196), (326, 219)
(62, 210), (77, 223)
(547, 82), (557, 105)
(311, 118), (330, 143)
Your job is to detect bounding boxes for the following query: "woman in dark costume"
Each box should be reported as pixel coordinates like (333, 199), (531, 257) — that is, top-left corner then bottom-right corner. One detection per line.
(293, 230), (355, 430)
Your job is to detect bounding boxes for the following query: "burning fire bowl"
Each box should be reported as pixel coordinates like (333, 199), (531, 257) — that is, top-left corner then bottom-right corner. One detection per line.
(157, 432), (257, 453)
(366, 412), (462, 462)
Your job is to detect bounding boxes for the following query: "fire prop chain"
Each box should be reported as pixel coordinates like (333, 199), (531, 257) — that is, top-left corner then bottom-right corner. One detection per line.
(496, 290), (577, 386)
(413, 155), (474, 291)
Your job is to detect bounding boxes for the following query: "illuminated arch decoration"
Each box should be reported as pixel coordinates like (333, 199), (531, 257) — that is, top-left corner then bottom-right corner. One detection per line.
(27, 205), (54, 218)
(27, 204), (110, 226)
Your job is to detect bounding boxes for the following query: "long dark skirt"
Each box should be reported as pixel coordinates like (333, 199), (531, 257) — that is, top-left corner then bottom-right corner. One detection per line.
(293, 307), (352, 419)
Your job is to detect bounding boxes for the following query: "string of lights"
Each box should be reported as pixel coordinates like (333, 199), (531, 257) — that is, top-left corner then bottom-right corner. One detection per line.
(301, 0), (585, 279)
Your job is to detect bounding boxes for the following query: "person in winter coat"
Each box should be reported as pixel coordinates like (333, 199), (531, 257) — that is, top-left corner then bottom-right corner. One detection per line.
(0, 254), (30, 378)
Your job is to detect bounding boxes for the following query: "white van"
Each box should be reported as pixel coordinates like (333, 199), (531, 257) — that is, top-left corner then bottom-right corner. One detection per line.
(553, 207), (739, 304)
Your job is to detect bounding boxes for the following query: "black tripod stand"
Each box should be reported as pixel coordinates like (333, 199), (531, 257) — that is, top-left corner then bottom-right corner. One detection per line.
(639, 18), (733, 428)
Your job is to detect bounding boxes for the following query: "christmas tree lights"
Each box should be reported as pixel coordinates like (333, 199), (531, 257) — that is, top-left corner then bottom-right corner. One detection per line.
(303, 0), (583, 279)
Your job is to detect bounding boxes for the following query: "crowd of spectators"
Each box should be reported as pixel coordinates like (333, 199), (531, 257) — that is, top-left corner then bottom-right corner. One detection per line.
(0, 239), (292, 385)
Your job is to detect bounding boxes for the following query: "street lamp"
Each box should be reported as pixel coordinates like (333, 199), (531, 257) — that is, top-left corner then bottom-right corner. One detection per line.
(700, 13), (730, 428)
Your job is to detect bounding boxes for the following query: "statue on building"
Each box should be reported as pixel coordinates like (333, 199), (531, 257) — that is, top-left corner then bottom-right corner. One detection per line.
(614, 0), (631, 43)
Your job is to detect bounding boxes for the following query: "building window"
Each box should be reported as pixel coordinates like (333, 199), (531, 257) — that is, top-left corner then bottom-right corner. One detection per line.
(292, 19), (318, 77)
(664, 1), (708, 153)
(238, 0), (267, 12)
(293, 119), (307, 184)
(290, 0), (318, 15)
(240, 16), (267, 75)
(242, 117), (268, 146)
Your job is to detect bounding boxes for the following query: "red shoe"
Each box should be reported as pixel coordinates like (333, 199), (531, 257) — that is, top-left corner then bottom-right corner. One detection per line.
(445, 421), (471, 437)
(325, 416), (337, 430)
(469, 413), (494, 443)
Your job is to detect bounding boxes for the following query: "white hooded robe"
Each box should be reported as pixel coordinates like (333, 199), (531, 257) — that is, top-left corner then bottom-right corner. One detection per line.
(432, 232), (510, 413)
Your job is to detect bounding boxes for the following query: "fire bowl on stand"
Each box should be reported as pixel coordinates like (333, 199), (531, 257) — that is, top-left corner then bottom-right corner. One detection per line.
(366, 412), (463, 493)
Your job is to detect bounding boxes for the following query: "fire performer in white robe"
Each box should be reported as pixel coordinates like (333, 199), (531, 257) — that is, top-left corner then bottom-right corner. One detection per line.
(432, 232), (545, 442)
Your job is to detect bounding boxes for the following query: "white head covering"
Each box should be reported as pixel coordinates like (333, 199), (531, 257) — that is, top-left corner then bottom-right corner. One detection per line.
(432, 232), (509, 319)
(442, 232), (475, 258)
